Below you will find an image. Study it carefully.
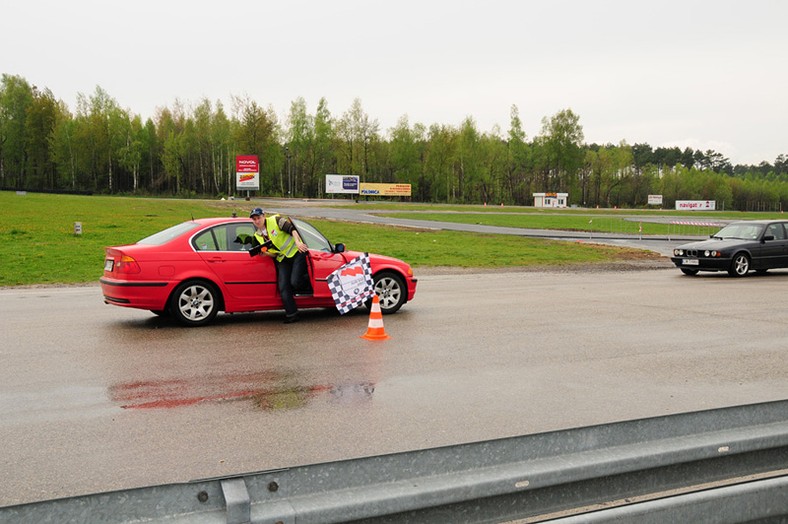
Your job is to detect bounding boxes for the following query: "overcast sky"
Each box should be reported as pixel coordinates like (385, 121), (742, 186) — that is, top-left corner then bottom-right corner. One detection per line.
(2, 0), (785, 165)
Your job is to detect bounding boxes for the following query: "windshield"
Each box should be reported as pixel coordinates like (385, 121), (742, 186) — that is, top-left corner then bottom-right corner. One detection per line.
(137, 221), (201, 245)
(713, 223), (764, 240)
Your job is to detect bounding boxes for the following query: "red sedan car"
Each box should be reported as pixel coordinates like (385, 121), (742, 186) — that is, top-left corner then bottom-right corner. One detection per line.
(100, 217), (418, 326)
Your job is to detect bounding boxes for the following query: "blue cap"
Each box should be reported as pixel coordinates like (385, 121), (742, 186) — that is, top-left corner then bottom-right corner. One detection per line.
(249, 207), (264, 218)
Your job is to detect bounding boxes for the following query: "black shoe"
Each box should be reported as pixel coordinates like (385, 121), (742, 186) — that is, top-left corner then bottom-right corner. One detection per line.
(283, 315), (300, 324)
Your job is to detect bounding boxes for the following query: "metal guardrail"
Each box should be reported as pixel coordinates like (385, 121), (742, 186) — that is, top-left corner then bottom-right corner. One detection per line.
(3, 400), (787, 523)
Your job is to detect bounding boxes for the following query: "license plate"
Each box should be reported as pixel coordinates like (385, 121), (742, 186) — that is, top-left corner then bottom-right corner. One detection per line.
(682, 259), (699, 266)
(104, 259), (114, 272)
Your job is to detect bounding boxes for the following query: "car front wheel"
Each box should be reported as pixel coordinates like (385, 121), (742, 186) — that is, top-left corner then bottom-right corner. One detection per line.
(680, 268), (699, 276)
(728, 253), (750, 277)
(368, 271), (407, 314)
(170, 280), (220, 326)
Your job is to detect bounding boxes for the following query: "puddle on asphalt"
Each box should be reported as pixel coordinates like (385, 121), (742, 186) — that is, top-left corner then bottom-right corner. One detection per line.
(108, 370), (375, 411)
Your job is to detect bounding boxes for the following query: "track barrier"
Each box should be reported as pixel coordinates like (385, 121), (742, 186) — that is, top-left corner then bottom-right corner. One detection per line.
(2, 400), (787, 523)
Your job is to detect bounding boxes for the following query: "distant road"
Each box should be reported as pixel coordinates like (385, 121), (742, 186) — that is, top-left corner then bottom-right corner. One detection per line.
(256, 200), (708, 257)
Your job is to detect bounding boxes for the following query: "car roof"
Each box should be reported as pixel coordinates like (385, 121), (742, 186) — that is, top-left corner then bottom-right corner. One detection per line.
(187, 216), (311, 226)
(729, 219), (787, 225)
(187, 217), (251, 226)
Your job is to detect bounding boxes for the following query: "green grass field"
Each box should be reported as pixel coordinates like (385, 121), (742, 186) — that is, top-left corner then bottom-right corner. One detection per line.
(1, 191), (758, 286)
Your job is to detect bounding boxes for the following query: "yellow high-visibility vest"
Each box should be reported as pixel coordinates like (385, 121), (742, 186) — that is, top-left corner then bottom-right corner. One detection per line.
(265, 214), (298, 262)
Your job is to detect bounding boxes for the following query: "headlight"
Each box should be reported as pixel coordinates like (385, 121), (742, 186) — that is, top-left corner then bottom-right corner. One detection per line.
(674, 249), (684, 256)
(704, 250), (710, 257)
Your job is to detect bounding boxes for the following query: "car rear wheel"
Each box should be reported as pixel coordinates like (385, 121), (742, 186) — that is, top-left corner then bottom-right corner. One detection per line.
(368, 271), (407, 314)
(728, 252), (750, 277)
(170, 280), (220, 326)
(680, 268), (699, 276)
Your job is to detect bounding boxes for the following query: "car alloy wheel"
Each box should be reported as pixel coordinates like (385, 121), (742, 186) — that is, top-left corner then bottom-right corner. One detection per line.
(171, 280), (220, 326)
(369, 271), (406, 314)
(728, 253), (750, 277)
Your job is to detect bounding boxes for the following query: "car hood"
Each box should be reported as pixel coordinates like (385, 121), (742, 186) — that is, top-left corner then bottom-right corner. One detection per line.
(345, 249), (411, 269)
(675, 238), (748, 251)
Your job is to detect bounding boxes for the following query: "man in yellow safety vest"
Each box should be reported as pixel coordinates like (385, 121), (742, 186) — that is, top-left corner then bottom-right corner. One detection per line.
(250, 207), (310, 323)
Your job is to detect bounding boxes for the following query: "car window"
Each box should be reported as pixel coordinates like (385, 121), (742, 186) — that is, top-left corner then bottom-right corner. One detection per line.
(138, 222), (200, 245)
(716, 223), (764, 240)
(230, 223), (257, 251)
(767, 223), (786, 240)
(745, 226), (760, 239)
(191, 220), (330, 252)
(193, 228), (220, 251)
(193, 223), (258, 252)
(293, 219), (333, 252)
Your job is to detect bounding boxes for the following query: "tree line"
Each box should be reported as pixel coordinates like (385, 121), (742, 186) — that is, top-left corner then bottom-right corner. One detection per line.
(1, 73), (787, 210)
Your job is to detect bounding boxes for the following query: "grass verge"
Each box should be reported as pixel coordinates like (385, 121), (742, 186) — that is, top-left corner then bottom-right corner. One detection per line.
(1, 191), (664, 286)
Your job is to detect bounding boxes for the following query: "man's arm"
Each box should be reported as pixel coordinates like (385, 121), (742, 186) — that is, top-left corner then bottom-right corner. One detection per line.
(279, 217), (309, 252)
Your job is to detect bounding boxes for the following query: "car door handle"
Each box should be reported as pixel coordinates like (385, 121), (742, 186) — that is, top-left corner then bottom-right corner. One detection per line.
(207, 256), (225, 263)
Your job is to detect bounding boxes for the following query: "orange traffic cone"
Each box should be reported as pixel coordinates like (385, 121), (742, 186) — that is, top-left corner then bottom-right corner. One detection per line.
(361, 294), (390, 340)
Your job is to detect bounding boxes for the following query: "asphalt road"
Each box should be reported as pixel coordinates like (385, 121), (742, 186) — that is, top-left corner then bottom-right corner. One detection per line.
(1, 268), (787, 507)
(251, 199), (705, 257)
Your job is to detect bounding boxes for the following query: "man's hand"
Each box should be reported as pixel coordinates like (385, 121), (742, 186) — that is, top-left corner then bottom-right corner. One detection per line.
(293, 232), (308, 252)
(248, 239), (274, 257)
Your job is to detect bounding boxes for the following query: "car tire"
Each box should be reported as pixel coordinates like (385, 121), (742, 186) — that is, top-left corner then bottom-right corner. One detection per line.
(680, 268), (699, 276)
(728, 252), (750, 277)
(367, 271), (407, 315)
(170, 280), (220, 326)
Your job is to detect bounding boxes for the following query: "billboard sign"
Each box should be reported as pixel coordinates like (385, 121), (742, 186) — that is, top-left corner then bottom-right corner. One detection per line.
(675, 200), (716, 211)
(647, 194), (663, 205)
(326, 174), (360, 194)
(359, 183), (412, 197)
(236, 155), (260, 190)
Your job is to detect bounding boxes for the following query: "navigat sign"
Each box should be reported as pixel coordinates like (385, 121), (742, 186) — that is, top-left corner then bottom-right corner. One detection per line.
(327, 253), (374, 314)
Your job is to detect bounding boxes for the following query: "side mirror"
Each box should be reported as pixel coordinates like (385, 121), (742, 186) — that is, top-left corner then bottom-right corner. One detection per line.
(334, 243), (345, 254)
(763, 234), (775, 242)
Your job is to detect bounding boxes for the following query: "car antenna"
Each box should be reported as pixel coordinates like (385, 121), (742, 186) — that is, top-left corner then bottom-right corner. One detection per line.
(191, 213), (195, 222)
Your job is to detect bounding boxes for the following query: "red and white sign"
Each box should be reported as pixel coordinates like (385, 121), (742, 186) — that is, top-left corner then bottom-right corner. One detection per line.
(235, 155), (260, 190)
(675, 200), (716, 211)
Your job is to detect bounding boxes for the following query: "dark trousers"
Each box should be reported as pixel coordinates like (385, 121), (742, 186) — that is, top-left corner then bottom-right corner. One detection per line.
(277, 251), (308, 317)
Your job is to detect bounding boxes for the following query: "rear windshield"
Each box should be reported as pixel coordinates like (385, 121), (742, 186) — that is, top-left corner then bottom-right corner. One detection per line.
(137, 222), (201, 245)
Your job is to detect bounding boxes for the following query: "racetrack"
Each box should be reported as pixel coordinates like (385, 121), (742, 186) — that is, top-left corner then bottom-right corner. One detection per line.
(1, 267), (786, 506)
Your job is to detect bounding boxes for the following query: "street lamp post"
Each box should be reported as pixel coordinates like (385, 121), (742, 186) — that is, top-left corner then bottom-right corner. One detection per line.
(285, 146), (292, 196)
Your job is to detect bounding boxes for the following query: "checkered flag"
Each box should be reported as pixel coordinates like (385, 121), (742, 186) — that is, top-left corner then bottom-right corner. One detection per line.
(327, 253), (374, 314)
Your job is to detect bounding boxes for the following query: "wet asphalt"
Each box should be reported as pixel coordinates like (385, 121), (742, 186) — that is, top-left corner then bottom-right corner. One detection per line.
(2, 262), (786, 505)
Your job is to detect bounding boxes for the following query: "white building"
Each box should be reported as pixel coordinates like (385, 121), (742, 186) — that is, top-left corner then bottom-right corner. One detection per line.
(533, 192), (569, 208)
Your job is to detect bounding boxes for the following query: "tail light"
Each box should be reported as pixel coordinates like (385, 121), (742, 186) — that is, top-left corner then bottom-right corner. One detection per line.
(117, 255), (141, 274)
(106, 249), (141, 274)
